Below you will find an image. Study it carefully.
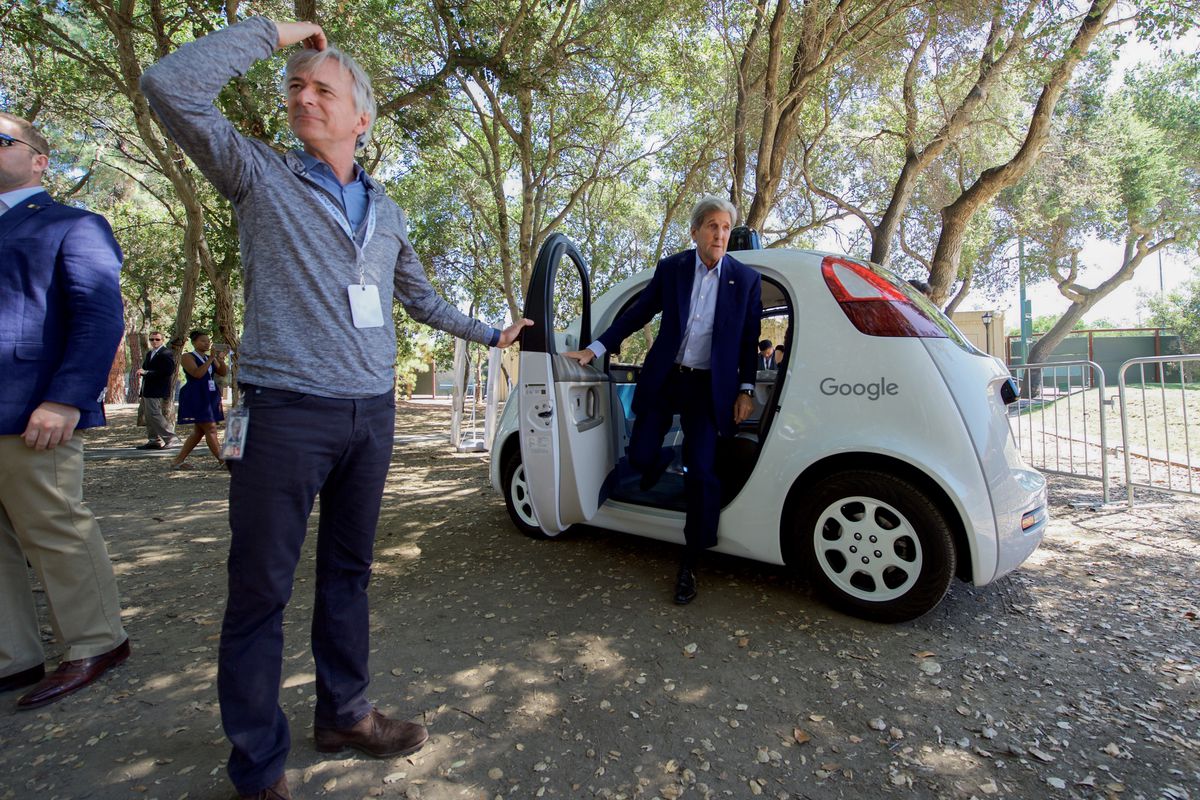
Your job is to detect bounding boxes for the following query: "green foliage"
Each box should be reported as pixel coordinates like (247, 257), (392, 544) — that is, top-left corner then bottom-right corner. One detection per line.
(3, 0), (1197, 363)
(1144, 274), (1200, 354)
(1008, 315), (1107, 336)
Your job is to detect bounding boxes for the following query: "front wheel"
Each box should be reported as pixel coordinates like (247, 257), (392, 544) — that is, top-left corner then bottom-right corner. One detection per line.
(794, 470), (956, 623)
(502, 449), (556, 539)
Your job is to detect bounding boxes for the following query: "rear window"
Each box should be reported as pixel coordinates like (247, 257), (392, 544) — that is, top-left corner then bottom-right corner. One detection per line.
(866, 262), (984, 355)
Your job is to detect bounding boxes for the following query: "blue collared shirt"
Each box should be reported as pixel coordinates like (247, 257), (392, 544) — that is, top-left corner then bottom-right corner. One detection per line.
(586, 251), (752, 391)
(675, 253), (721, 368)
(0, 186), (45, 215)
(295, 151), (370, 232)
(587, 254), (723, 364)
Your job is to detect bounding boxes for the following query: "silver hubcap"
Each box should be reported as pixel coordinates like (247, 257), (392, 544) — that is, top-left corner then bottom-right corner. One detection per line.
(813, 495), (922, 602)
(510, 463), (539, 528)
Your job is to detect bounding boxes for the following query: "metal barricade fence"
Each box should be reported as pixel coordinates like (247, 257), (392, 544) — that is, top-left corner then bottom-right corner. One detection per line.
(1118, 355), (1200, 506)
(1008, 360), (1109, 504)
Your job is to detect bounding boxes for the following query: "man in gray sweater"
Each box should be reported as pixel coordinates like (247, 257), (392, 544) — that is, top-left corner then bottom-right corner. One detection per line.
(141, 18), (530, 800)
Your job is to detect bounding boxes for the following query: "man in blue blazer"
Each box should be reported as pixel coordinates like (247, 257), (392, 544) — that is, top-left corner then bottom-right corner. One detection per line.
(567, 196), (762, 604)
(0, 112), (130, 709)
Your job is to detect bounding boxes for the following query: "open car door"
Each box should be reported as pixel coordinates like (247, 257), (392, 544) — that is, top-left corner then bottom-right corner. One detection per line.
(517, 233), (616, 535)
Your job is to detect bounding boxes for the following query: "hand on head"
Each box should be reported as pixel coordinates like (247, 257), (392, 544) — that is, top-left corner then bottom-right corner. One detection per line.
(275, 20), (327, 51)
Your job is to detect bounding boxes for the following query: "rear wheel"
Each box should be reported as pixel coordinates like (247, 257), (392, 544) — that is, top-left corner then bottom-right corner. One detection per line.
(502, 449), (555, 539)
(795, 470), (955, 623)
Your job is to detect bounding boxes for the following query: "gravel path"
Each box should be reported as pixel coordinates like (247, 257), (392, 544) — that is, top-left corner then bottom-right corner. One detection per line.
(1, 403), (1196, 800)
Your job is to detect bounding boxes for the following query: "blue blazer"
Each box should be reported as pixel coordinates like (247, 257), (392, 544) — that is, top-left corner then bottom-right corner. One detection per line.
(598, 249), (762, 437)
(0, 191), (125, 435)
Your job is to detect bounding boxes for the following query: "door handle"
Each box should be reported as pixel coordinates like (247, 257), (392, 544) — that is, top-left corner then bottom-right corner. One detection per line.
(577, 415), (605, 432)
(537, 410), (553, 419)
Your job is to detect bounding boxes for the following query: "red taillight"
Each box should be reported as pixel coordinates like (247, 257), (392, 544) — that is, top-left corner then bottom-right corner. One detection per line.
(821, 256), (946, 338)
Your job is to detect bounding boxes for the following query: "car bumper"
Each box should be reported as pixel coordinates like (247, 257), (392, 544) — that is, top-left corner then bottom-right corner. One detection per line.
(988, 467), (1048, 583)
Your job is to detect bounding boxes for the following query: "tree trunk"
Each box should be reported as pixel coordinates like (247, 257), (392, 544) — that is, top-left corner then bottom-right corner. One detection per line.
(870, 7), (1033, 266)
(166, 252), (203, 417)
(943, 268), (972, 316)
(106, 339), (128, 405)
(125, 328), (144, 404)
(102, 1), (229, 413)
(742, 0), (905, 231)
(730, 0), (769, 213)
(743, 0), (791, 232)
(927, 0), (1117, 304)
(1027, 233), (1172, 366)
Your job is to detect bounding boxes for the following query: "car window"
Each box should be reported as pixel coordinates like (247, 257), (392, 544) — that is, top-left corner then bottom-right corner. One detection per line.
(612, 312), (662, 367)
(606, 276), (785, 367)
(551, 253), (587, 352)
(868, 263), (984, 355)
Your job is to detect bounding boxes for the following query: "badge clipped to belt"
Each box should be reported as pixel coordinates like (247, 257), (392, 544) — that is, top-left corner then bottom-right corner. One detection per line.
(221, 405), (249, 461)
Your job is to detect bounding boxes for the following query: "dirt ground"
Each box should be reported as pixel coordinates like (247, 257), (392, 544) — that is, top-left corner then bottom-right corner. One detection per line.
(1, 402), (1197, 800)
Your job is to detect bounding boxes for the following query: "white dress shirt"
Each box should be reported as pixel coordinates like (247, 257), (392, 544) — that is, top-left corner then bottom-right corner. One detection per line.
(0, 186), (45, 216)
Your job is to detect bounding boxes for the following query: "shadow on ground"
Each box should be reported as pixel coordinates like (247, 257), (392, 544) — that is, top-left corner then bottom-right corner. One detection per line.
(1, 407), (1196, 800)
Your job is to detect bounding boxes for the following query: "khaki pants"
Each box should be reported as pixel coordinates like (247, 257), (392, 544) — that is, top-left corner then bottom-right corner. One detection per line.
(0, 434), (126, 675)
(142, 396), (174, 444)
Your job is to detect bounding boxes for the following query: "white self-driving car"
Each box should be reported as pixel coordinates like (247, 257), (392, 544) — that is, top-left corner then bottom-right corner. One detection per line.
(489, 233), (1047, 622)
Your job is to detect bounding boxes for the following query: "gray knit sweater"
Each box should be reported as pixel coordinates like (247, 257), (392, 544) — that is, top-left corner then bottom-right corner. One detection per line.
(141, 16), (497, 398)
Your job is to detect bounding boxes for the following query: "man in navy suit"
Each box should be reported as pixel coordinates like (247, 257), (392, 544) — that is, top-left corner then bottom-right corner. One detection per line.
(135, 331), (179, 449)
(0, 112), (130, 709)
(758, 339), (776, 371)
(566, 196), (761, 604)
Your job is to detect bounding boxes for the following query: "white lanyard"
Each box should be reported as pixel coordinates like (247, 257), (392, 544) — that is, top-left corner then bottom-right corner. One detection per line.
(307, 186), (377, 286)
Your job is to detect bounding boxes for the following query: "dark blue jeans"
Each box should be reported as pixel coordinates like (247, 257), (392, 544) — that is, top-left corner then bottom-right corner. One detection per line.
(628, 369), (721, 548)
(219, 386), (395, 794)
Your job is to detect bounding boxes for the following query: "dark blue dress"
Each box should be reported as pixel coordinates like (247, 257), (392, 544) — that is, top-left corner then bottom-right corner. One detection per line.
(177, 352), (224, 424)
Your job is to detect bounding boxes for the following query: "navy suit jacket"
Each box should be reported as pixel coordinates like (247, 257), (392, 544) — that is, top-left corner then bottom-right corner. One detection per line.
(0, 191), (125, 435)
(140, 347), (176, 399)
(597, 249), (762, 437)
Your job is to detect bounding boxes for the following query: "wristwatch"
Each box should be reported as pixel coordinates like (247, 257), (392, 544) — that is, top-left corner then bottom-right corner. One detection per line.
(739, 389), (754, 397)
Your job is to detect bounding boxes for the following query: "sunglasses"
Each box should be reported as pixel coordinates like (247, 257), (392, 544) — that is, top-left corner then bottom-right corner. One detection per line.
(0, 132), (46, 155)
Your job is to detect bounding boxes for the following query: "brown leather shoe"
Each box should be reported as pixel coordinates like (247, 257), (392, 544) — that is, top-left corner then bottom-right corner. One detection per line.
(0, 664), (45, 693)
(237, 775), (290, 799)
(314, 708), (428, 758)
(16, 639), (130, 710)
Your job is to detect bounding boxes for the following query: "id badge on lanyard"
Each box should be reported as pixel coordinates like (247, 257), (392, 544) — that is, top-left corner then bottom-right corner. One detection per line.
(309, 186), (384, 329)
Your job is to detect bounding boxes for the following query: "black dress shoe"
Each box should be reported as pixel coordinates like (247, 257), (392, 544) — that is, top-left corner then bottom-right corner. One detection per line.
(135, 441), (164, 450)
(674, 567), (697, 605)
(0, 664), (45, 693)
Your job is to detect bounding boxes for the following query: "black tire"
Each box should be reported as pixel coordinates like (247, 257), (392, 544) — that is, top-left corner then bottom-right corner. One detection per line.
(502, 448), (554, 539)
(794, 470), (956, 623)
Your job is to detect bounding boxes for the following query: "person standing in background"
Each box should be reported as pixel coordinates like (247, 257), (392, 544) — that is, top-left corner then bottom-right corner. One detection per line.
(169, 329), (227, 470)
(757, 339), (775, 371)
(0, 111), (131, 710)
(135, 330), (178, 450)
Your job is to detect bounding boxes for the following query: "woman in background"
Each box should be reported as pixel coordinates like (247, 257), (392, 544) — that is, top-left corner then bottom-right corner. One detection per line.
(170, 329), (227, 470)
